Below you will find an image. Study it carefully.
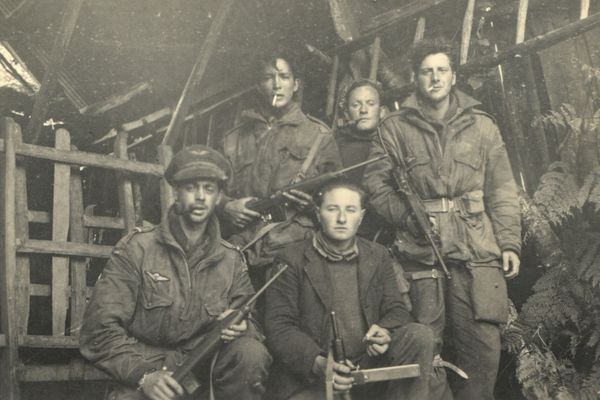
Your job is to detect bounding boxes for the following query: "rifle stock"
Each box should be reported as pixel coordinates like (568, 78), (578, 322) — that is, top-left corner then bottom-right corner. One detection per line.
(246, 155), (387, 222)
(173, 264), (289, 395)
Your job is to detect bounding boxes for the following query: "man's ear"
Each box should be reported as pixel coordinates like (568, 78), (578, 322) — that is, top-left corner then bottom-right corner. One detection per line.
(451, 71), (457, 86)
(315, 207), (321, 224)
(359, 208), (366, 226)
(293, 78), (300, 93)
(378, 106), (386, 121)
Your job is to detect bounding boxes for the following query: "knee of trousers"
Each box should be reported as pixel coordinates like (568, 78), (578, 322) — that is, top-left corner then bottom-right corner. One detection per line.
(388, 322), (435, 361)
(224, 337), (273, 372)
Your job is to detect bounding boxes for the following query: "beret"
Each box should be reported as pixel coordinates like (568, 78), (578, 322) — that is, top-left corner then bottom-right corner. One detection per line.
(164, 145), (230, 185)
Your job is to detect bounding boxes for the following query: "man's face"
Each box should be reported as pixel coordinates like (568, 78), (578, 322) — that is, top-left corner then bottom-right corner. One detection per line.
(258, 58), (299, 110)
(416, 52), (456, 105)
(318, 187), (365, 246)
(346, 85), (382, 132)
(175, 179), (222, 227)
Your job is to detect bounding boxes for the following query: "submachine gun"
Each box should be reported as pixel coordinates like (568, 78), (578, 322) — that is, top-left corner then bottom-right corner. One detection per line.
(172, 264), (288, 396)
(245, 155), (387, 222)
(326, 312), (420, 400)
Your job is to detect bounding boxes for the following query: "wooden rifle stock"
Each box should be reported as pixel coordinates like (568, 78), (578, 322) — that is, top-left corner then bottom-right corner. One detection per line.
(173, 264), (289, 395)
(330, 311), (353, 400)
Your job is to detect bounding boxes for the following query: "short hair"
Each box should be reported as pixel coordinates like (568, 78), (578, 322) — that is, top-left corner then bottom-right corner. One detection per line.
(339, 78), (383, 111)
(315, 179), (368, 209)
(256, 49), (303, 81)
(410, 38), (457, 75)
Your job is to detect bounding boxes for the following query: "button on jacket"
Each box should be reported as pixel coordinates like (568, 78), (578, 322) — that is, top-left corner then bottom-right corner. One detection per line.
(363, 90), (521, 267)
(79, 212), (256, 387)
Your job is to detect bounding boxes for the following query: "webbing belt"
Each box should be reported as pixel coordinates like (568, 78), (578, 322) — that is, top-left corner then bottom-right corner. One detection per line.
(421, 190), (484, 213)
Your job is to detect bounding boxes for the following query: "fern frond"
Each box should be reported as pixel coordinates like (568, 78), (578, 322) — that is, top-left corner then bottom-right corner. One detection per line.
(533, 163), (579, 225)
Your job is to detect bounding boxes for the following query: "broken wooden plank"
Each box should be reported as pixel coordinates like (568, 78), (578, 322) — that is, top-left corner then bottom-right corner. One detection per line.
(460, 0), (476, 65)
(82, 215), (124, 230)
(384, 11), (600, 101)
(339, 0), (451, 56)
(516, 0), (529, 44)
(157, 145), (174, 223)
(68, 152), (88, 336)
(162, 0), (237, 146)
(326, 55), (340, 118)
(14, 127), (30, 336)
(16, 239), (113, 258)
(114, 132), (136, 232)
(329, 0), (360, 42)
(27, 0), (85, 143)
(28, 43), (86, 110)
(305, 43), (333, 65)
(1, 117), (21, 400)
(80, 82), (151, 116)
(122, 107), (171, 132)
(369, 37), (381, 81)
(51, 129), (70, 336)
(413, 17), (426, 43)
(581, 0), (590, 19)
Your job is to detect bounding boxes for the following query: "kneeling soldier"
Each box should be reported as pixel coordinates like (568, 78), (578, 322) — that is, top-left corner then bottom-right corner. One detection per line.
(80, 145), (271, 400)
(264, 180), (435, 400)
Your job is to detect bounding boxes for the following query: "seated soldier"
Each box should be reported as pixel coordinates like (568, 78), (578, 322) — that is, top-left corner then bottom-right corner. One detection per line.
(264, 180), (435, 400)
(80, 145), (271, 400)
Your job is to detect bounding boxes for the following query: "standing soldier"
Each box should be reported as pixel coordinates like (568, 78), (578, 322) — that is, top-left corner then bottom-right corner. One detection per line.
(80, 146), (271, 400)
(363, 39), (521, 400)
(335, 79), (391, 241)
(220, 50), (341, 269)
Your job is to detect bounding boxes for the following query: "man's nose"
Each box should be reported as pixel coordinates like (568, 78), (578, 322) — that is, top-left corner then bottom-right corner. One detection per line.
(195, 188), (206, 201)
(359, 103), (368, 113)
(272, 75), (281, 89)
(432, 71), (440, 82)
(337, 210), (347, 223)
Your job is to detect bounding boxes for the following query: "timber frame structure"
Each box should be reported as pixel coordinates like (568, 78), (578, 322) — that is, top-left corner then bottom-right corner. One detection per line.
(1, 0), (600, 398)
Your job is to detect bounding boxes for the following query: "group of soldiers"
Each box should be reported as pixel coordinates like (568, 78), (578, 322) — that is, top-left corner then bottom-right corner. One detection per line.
(79, 38), (521, 400)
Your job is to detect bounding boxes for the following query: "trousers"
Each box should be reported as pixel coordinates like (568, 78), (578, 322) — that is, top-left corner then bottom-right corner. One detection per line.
(287, 323), (435, 400)
(405, 262), (503, 400)
(105, 336), (272, 400)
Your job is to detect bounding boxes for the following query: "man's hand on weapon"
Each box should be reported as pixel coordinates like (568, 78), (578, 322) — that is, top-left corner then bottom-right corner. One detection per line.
(224, 197), (262, 228)
(218, 309), (248, 342)
(312, 355), (356, 391)
(502, 250), (520, 280)
(363, 324), (391, 357)
(139, 368), (184, 400)
(281, 189), (315, 211)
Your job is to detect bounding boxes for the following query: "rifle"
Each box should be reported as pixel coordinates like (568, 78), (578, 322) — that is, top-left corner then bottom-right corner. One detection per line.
(330, 311), (353, 400)
(391, 164), (452, 279)
(173, 264), (289, 395)
(245, 155), (387, 222)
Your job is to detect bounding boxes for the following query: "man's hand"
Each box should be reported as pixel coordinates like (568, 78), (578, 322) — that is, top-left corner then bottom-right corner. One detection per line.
(139, 370), (184, 400)
(312, 355), (355, 392)
(363, 324), (391, 356)
(281, 189), (314, 211)
(502, 250), (520, 280)
(218, 309), (247, 342)
(223, 197), (261, 228)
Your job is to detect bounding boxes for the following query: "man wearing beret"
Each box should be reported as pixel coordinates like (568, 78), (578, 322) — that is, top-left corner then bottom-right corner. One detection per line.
(80, 145), (272, 400)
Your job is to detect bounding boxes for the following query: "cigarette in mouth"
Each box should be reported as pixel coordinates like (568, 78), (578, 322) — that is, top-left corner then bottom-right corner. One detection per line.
(272, 95), (277, 107)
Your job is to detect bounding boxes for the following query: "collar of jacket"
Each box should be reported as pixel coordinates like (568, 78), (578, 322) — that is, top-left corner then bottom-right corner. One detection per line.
(312, 230), (359, 262)
(241, 101), (306, 128)
(336, 125), (376, 142)
(303, 238), (377, 311)
(157, 206), (225, 266)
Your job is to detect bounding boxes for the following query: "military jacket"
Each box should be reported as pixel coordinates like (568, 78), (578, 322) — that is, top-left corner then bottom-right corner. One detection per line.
(79, 213), (255, 386)
(363, 90), (521, 266)
(222, 102), (342, 199)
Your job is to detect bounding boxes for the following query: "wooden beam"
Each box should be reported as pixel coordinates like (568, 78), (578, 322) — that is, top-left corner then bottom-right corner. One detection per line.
(581, 0), (590, 19)
(115, 132), (136, 232)
(337, 0), (451, 56)
(384, 11), (600, 101)
(80, 82), (151, 116)
(19, 363), (109, 381)
(413, 17), (426, 43)
(516, 0), (529, 44)
(0, 139), (164, 176)
(17, 239), (113, 258)
(460, 0), (476, 65)
(1, 117), (21, 400)
(28, 210), (50, 224)
(20, 335), (80, 348)
(26, 0), (85, 143)
(82, 214), (124, 230)
(369, 37), (381, 81)
(305, 43), (333, 65)
(162, 0), (236, 146)
(0, 334), (5, 347)
(157, 145), (174, 222)
(326, 55), (340, 118)
(329, 0), (360, 42)
(51, 129), (71, 336)
(122, 107), (171, 132)
(28, 43), (86, 110)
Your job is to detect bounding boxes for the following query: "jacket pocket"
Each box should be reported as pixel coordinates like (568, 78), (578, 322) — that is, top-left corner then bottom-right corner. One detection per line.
(130, 273), (174, 344)
(469, 266), (508, 324)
